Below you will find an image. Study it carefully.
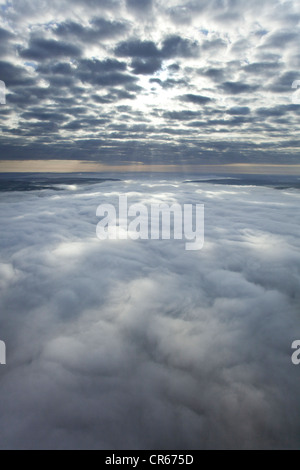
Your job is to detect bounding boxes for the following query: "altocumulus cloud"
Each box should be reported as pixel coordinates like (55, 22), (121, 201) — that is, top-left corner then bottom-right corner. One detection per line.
(0, 176), (299, 449)
(0, 0), (300, 165)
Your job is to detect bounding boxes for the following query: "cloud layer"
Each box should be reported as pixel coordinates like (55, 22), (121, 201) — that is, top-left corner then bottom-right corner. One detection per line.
(0, 0), (300, 165)
(0, 176), (299, 449)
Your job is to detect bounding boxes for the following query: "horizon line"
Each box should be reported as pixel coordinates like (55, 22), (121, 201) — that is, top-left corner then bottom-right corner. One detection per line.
(0, 160), (300, 175)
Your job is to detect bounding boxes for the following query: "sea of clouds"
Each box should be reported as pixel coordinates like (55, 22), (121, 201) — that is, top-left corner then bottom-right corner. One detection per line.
(0, 175), (299, 449)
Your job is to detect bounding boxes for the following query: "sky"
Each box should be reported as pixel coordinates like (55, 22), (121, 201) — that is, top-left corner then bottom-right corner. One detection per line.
(0, 0), (300, 172)
(1, 0), (300, 450)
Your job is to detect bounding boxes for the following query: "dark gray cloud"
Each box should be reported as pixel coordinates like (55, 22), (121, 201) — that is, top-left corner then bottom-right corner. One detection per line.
(262, 30), (298, 49)
(222, 81), (259, 94)
(256, 105), (300, 118)
(0, 61), (35, 87)
(150, 77), (188, 89)
(55, 18), (128, 42)
(0, 27), (13, 40)
(47, 75), (75, 88)
(13, 120), (60, 136)
(164, 110), (201, 121)
(19, 37), (82, 61)
(161, 35), (199, 58)
(76, 58), (136, 86)
(80, 71), (135, 87)
(168, 63), (180, 72)
(199, 67), (225, 82)
(243, 62), (282, 76)
(0, 27), (14, 57)
(201, 37), (227, 51)
(227, 107), (251, 115)
(21, 110), (67, 122)
(37, 62), (74, 75)
(187, 116), (251, 128)
(72, 0), (120, 9)
(126, 0), (153, 13)
(180, 94), (212, 105)
(269, 71), (300, 93)
(115, 40), (161, 58)
(78, 58), (127, 74)
(93, 88), (136, 103)
(115, 35), (199, 61)
(131, 58), (162, 75)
